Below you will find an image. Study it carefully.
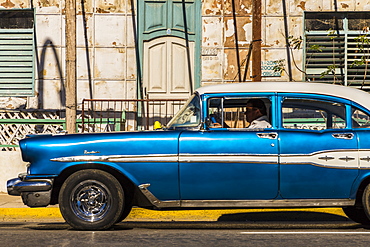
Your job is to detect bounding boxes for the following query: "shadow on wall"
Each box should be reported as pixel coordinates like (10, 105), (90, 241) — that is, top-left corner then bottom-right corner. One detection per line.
(33, 0), (93, 110)
(37, 40), (65, 109)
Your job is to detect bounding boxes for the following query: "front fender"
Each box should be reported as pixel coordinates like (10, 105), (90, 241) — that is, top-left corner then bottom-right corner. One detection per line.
(55, 161), (141, 186)
(53, 160), (180, 201)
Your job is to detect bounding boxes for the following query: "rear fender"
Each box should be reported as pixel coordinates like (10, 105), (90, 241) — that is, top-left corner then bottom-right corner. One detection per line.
(350, 170), (370, 204)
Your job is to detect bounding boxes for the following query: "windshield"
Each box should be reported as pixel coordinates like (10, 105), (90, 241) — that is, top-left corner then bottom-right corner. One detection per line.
(166, 94), (201, 129)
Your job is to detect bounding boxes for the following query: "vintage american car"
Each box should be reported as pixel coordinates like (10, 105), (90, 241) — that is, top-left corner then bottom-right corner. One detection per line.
(7, 82), (370, 230)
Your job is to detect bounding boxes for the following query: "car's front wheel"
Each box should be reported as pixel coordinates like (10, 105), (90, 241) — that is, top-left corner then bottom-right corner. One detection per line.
(59, 169), (124, 230)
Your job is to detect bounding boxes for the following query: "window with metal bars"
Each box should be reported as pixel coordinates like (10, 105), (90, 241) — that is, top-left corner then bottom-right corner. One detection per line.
(0, 9), (34, 96)
(305, 12), (370, 91)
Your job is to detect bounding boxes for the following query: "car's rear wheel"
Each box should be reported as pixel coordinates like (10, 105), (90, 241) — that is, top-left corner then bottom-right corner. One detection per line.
(59, 169), (124, 230)
(361, 183), (370, 225)
(342, 206), (370, 225)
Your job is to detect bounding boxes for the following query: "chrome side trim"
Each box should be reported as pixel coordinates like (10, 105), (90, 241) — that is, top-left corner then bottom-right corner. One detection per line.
(180, 199), (354, 208)
(138, 184), (180, 208)
(50, 149), (370, 169)
(281, 149), (359, 157)
(138, 184), (355, 209)
(50, 153), (278, 164)
(51, 154), (178, 163)
(280, 149), (359, 169)
(179, 154), (278, 164)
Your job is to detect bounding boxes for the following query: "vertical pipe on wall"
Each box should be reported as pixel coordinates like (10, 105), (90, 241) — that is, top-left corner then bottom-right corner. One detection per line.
(131, 0), (145, 129)
(252, 0), (262, 81)
(231, 0), (242, 82)
(242, 42), (254, 82)
(30, 1), (40, 108)
(81, 0), (93, 101)
(182, 0), (193, 93)
(333, 0), (345, 85)
(131, 0), (142, 100)
(282, 0), (293, 81)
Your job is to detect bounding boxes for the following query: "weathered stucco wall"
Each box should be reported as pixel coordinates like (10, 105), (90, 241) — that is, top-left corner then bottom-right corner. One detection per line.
(201, 0), (370, 87)
(31, 0), (136, 110)
(0, 150), (27, 192)
(0, 0), (137, 110)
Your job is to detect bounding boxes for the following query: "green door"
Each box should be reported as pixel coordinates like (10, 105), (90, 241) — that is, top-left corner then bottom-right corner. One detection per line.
(138, 0), (201, 98)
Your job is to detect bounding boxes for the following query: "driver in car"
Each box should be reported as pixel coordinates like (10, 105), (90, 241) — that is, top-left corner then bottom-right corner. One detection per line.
(211, 99), (271, 129)
(245, 99), (271, 129)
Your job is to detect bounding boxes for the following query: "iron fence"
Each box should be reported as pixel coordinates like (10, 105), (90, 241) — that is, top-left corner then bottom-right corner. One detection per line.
(81, 99), (186, 132)
(0, 99), (187, 150)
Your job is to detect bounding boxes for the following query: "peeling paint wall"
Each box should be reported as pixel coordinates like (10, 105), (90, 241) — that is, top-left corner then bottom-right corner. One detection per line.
(200, 0), (370, 86)
(202, 0), (254, 85)
(33, 0), (136, 110)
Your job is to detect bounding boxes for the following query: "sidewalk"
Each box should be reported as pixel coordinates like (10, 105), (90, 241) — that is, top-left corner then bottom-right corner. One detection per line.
(0, 192), (32, 208)
(0, 193), (350, 222)
(0, 193), (62, 222)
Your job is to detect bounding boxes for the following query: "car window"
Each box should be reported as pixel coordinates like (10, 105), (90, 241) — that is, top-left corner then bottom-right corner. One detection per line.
(352, 107), (370, 128)
(166, 94), (201, 129)
(282, 98), (346, 130)
(208, 97), (271, 129)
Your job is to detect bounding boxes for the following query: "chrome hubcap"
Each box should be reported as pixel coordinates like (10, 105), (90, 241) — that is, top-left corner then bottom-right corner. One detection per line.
(70, 180), (112, 222)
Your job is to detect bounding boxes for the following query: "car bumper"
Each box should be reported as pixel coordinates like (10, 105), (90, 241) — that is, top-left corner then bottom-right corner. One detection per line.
(7, 173), (54, 207)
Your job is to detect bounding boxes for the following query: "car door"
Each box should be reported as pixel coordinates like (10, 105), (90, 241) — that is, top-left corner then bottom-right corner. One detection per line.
(278, 94), (359, 199)
(178, 94), (279, 200)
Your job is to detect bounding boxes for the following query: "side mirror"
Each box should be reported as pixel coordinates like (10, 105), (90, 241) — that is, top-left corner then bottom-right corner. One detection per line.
(154, 121), (163, 130)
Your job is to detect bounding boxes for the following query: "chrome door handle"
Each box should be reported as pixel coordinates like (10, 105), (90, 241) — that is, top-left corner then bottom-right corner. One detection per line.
(257, 132), (277, 139)
(332, 133), (354, 140)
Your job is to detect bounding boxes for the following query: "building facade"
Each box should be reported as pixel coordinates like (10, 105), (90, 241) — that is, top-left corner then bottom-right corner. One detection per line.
(0, 0), (369, 110)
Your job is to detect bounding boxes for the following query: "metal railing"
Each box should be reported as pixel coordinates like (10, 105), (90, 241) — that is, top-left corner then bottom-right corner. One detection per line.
(0, 99), (187, 150)
(81, 99), (186, 132)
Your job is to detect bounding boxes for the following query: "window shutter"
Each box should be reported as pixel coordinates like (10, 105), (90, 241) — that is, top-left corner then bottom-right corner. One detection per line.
(0, 29), (33, 96)
(304, 12), (370, 91)
(305, 32), (345, 84)
(0, 10), (34, 96)
(346, 33), (370, 89)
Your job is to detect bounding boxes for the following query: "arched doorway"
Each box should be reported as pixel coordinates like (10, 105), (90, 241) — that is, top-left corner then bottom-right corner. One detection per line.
(143, 37), (194, 99)
(138, 0), (201, 99)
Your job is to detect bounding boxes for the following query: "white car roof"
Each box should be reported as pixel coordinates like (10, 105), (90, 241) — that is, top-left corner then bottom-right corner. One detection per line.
(196, 82), (370, 110)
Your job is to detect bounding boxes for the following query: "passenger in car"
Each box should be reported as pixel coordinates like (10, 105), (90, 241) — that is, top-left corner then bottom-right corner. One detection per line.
(245, 99), (271, 129)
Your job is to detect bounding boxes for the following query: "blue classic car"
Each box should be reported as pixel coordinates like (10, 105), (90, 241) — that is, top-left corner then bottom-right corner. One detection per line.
(7, 82), (370, 230)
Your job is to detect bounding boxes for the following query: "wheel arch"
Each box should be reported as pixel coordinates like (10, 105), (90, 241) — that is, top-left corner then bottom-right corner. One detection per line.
(352, 175), (370, 206)
(50, 163), (138, 206)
